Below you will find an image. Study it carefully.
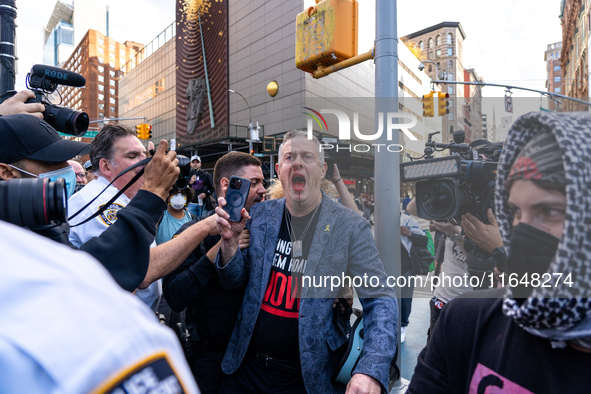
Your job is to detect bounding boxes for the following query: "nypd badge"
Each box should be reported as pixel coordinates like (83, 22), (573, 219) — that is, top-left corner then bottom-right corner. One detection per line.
(99, 203), (124, 226)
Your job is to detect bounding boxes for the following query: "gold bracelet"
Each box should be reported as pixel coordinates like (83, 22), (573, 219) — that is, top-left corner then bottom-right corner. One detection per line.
(332, 177), (342, 184)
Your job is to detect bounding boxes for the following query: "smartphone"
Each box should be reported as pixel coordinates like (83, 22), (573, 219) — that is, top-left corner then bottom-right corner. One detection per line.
(324, 157), (335, 179)
(223, 176), (250, 222)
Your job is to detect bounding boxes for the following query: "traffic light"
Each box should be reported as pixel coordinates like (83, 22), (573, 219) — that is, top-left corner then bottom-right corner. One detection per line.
(438, 92), (450, 116)
(422, 92), (434, 117)
(136, 124), (152, 140)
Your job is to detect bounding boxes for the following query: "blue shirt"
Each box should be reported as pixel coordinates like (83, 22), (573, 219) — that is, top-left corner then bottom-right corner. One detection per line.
(156, 209), (193, 245)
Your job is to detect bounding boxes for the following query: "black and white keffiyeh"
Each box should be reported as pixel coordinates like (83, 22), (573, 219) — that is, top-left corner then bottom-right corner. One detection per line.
(496, 111), (591, 342)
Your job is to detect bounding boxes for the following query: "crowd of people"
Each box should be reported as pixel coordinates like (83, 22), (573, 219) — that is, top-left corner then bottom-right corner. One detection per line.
(1, 89), (590, 393)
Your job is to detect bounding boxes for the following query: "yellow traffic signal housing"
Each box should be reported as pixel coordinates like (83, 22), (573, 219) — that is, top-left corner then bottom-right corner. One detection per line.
(295, 0), (358, 73)
(438, 92), (450, 116)
(136, 124), (152, 140)
(422, 92), (434, 117)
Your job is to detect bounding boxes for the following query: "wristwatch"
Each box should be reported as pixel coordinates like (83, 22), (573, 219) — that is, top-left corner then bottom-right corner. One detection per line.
(490, 247), (507, 272)
(448, 233), (463, 242)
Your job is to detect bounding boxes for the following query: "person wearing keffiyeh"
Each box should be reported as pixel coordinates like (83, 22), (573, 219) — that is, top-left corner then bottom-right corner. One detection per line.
(408, 111), (591, 394)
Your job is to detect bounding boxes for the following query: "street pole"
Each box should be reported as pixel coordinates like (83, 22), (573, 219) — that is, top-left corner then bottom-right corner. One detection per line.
(375, 0), (402, 383)
(0, 0), (16, 94)
(228, 89), (253, 152)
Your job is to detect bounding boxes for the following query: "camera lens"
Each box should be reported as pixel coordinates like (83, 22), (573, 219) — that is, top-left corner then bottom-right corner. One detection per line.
(43, 104), (89, 137)
(417, 180), (465, 220)
(0, 178), (67, 227)
(231, 178), (242, 190)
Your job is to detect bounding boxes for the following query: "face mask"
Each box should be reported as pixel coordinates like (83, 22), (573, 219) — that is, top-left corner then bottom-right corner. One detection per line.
(169, 193), (187, 210)
(507, 223), (560, 299)
(74, 183), (85, 193)
(8, 164), (77, 199)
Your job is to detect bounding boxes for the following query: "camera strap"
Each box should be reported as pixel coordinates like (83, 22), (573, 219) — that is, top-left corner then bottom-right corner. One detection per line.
(67, 157), (152, 227)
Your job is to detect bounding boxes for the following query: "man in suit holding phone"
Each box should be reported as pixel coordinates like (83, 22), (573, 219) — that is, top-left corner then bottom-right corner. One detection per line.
(215, 130), (397, 394)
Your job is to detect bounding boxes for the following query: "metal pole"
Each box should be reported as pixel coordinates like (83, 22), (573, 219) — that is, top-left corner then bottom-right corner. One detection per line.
(198, 11), (215, 128)
(375, 0), (402, 380)
(0, 1), (17, 94)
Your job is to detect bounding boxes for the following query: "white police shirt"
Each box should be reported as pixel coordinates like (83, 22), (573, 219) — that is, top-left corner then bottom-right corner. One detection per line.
(0, 221), (199, 394)
(68, 176), (162, 310)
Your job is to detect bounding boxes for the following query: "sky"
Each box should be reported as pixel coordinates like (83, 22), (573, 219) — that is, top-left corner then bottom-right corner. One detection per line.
(16, 0), (563, 119)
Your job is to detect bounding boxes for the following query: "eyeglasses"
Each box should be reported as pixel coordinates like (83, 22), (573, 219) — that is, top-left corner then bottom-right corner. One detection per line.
(75, 172), (87, 179)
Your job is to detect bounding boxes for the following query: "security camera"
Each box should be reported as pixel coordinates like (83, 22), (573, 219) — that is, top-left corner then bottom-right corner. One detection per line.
(418, 63), (425, 72)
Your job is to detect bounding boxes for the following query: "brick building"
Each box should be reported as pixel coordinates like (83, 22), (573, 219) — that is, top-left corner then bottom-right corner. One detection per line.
(60, 29), (143, 135)
(560, 0), (589, 111)
(544, 42), (564, 111)
(403, 22), (467, 144)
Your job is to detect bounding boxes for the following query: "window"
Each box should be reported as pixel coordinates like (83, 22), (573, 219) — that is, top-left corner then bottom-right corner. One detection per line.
(449, 113), (454, 121)
(428, 52), (433, 60)
(550, 53), (554, 59)
(110, 97), (116, 104)
(99, 103), (104, 110)
(98, 57), (104, 64)
(99, 112), (104, 118)
(110, 79), (115, 86)
(447, 33), (452, 44)
(554, 87), (561, 93)
(428, 64), (433, 72)
(110, 70), (116, 78)
(110, 88), (116, 95)
(436, 49), (441, 58)
(554, 76), (561, 82)
(436, 35), (440, 46)
(448, 60), (453, 68)
(437, 62), (441, 71)
(98, 84), (104, 92)
(110, 52), (115, 59)
(109, 62), (115, 68)
(98, 75), (104, 83)
(450, 125), (454, 133)
(554, 65), (561, 71)
(419, 41), (423, 51)
(447, 48), (453, 56)
(110, 106), (116, 112)
(428, 38), (433, 48)
(448, 86), (454, 95)
(109, 43), (115, 51)
(556, 52), (560, 59)
(98, 38), (104, 46)
(448, 99), (454, 107)
(447, 73), (454, 81)
(120, 49), (126, 57)
(98, 48), (104, 55)
(98, 65), (104, 73)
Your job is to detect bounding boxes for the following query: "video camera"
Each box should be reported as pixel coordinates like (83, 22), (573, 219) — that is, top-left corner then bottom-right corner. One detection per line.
(0, 64), (89, 136)
(400, 130), (502, 224)
(401, 130), (503, 287)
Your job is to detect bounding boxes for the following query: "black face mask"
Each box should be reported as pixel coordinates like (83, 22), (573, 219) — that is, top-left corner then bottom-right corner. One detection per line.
(507, 223), (560, 300)
(74, 183), (85, 194)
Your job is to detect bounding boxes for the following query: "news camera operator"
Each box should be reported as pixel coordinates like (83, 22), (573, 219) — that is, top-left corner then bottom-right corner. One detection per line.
(0, 114), (181, 296)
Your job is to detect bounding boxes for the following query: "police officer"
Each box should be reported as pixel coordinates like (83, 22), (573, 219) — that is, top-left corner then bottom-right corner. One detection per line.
(0, 219), (199, 394)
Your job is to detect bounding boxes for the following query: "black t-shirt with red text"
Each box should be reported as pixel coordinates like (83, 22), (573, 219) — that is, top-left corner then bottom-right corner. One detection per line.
(249, 203), (321, 361)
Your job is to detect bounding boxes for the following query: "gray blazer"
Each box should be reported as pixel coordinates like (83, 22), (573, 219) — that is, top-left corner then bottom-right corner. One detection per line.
(216, 193), (398, 393)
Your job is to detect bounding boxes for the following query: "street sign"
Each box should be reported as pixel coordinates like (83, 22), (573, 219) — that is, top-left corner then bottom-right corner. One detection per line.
(505, 96), (513, 113)
(59, 131), (99, 138)
(254, 153), (265, 158)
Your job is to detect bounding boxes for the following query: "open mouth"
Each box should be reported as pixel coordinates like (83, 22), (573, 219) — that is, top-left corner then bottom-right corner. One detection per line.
(292, 174), (306, 192)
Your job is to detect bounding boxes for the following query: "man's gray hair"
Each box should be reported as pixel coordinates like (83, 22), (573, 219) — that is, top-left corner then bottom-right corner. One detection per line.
(278, 130), (325, 165)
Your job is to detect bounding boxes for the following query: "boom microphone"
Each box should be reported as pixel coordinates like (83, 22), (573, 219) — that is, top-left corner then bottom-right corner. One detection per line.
(29, 64), (86, 88)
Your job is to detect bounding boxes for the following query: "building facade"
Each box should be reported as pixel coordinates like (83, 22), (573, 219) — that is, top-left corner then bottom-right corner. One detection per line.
(60, 29), (143, 134)
(560, 0), (589, 111)
(544, 42), (564, 111)
(402, 22), (468, 144)
(463, 68), (483, 142)
(118, 23), (177, 143)
(43, 0), (109, 67)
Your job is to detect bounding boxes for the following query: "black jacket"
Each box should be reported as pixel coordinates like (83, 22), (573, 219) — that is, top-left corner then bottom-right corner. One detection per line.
(190, 169), (216, 210)
(163, 216), (245, 352)
(31, 190), (166, 291)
